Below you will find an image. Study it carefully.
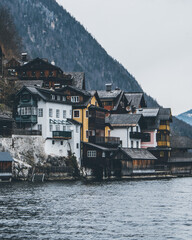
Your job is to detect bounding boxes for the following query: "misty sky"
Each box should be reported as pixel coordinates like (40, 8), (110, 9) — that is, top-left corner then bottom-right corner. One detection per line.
(56, 0), (192, 115)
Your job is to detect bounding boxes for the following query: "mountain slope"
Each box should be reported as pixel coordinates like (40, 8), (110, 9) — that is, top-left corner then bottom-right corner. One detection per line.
(0, 0), (192, 138)
(176, 109), (192, 126)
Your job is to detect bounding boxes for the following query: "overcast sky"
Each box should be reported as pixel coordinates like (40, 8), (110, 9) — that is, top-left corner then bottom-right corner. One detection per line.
(56, 0), (192, 115)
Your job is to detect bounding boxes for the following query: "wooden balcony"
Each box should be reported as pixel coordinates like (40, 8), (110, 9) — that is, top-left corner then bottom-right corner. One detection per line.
(89, 136), (120, 146)
(157, 141), (171, 147)
(159, 125), (170, 131)
(15, 115), (37, 123)
(52, 131), (72, 139)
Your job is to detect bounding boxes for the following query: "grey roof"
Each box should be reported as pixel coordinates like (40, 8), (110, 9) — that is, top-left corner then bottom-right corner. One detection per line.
(158, 108), (172, 121)
(88, 90), (96, 96)
(0, 152), (13, 162)
(0, 113), (13, 121)
(125, 93), (145, 108)
(64, 72), (85, 90)
(170, 136), (192, 149)
(57, 85), (91, 96)
(121, 148), (157, 160)
(15, 80), (43, 89)
(97, 89), (122, 99)
(83, 142), (117, 151)
(169, 157), (192, 163)
(137, 108), (159, 117)
(106, 114), (142, 126)
(67, 118), (82, 125)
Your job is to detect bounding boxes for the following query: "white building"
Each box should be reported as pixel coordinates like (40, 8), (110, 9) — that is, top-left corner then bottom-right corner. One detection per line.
(106, 114), (143, 148)
(15, 86), (81, 166)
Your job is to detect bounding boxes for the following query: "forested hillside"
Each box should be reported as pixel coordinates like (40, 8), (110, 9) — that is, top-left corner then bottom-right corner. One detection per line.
(0, 0), (192, 138)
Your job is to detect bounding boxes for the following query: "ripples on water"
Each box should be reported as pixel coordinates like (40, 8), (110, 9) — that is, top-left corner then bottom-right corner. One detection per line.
(0, 178), (192, 240)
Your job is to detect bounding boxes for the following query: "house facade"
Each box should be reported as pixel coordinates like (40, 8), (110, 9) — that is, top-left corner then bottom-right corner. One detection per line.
(14, 86), (81, 165)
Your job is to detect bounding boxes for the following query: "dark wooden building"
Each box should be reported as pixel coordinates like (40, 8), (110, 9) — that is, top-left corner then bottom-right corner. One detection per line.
(169, 136), (192, 175)
(113, 148), (157, 176)
(0, 152), (13, 182)
(0, 113), (13, 137)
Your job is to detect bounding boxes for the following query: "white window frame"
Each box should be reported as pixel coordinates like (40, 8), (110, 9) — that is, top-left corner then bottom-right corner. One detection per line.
(63, 110), (66, 118)
(38, 124), (42, 131)
(56, 109), (60, 118)
(71, 96), (79, 103)
(38, 108), (43, 117)
(56, 125), (60, 131)
(49, 108), (53, 117)
(87, 150), (97, 158)
(73, 110), (80, 118)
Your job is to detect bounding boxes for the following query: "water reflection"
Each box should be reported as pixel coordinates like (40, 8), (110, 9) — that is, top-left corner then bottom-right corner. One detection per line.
(0, 178), (192, 239)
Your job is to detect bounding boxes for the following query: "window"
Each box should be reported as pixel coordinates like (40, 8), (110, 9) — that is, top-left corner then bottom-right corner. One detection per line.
(56, 109), (60, 118)
(86, 110), (89, 118)
(50, 125), (53, 132)
(62, 96), (66, 101)
(49, 108), (53, 117)
(102, 152), (106, 158)
(70, 110), (72, 117)
(51, 95), (55, 100)
(63, 110), (66, 118)
(56, 125), (60, 131)
(160, 151), (164, 157)
(38, 124), (42, 131)
(38, 108), (43, 117)
(136, 126), (139, 132)
(131, 141), (134, 148)
(63, 125), (67, 131)
(52, 140), (55, 145)
(71, 96), (79, 103)
(73, 110), (80, 118)
(40, 71), (45, 77)
(95, 101), (98, 106)
(86, 130), (89, 139)
(76, 126), (79, 133)
(61, 141), (63, 145)
(32, 71), (36, 77)
(87, 150), (96, 158)
(108, 130), (110, 137)
(76, 143), (79, 149)
(136, 141), (139, 148)
(57, 95), (61, 101)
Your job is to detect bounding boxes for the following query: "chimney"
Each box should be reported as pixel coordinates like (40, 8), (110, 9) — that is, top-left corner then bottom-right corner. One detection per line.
(105, 83), (112, 92)
(21, 53), (27, 62)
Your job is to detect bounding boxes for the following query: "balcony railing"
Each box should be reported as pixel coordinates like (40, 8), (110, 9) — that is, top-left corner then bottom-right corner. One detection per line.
(159, 125), (170, 131)
(13, 129), (42, 136)
(130, 132), (142, 139)
(89, 136), (120, 146)
(15, 115), (37, 123)
(52, 131), (72, 139)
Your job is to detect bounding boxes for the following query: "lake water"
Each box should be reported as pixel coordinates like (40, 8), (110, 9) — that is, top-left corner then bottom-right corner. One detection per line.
(0, 178), (192, 240)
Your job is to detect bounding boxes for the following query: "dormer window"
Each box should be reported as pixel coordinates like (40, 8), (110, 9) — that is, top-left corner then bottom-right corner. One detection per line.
(71, 96), (79, 103)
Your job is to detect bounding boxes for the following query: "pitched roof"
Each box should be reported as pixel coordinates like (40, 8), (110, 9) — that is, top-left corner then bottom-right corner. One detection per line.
(137, 108), (159, 117)
(17, 58), (63, 72)
(106, 114), (142, 126)
(67, 118), (82, 125)
(83, 142), (117, 151)
(121, 148), (157, 160)
(125, 92), (146, 108)
(97, 89), (122, 99)
(56, 85), (91, 97)
(158, 108), (172, 121)
(0, 152), (13, 162)
(170, 136), (192, 149)
(15, 80), (43, 89)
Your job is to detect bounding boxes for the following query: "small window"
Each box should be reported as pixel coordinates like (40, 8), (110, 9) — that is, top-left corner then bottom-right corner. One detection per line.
(40, 71), (45, 77)
(62, 96), (66, 101)
(76, 143), (79, 149)
(38, 108), (43, 117)
(56, 109), (60, 118)
(86, 130), (89, 139)
(38, 124), (42, 131)
(71, 96), (79, 103)
(86, 110), (88, 118)
(131, 140), (134, 148)
(57, 95), (61, 101)
(136, 141), (139, 148)
(52, 140), (55, 145)
(76, 125), (79, 133)
(63, 125), (67, 131)
(51, 95), (55, 100)
(74, 110), (79, 118)
(56, 125), (60, 131)
(63, 110), (66, 118)
(136, 126), (139, 132)
(160, 151), (164, 157)
(49, 108), (53, 117)
(87, 150), (96, 158)
(50, 125), (53, 132)
(70, 110), (72, 117)
(32, 71), (36, 77)
(102, 152), (105, 158)
(61, 141), (63, 145)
